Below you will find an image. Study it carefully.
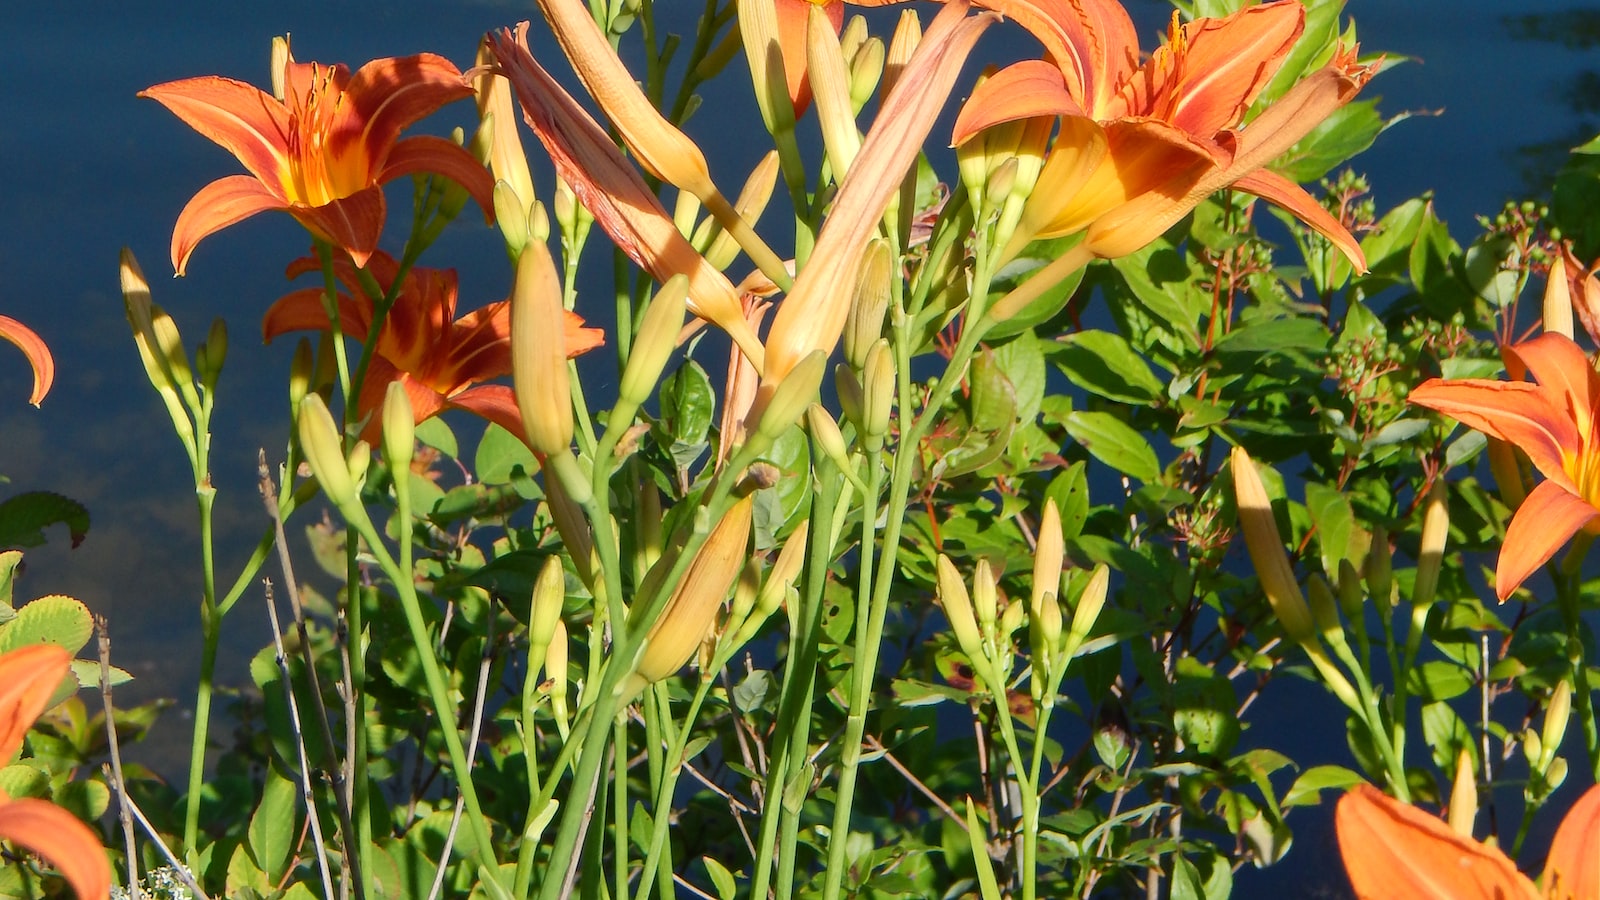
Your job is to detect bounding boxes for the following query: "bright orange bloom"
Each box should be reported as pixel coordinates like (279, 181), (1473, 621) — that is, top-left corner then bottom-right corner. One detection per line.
(142, 46), (495, 275)
(772, 0), (846, 114)
(1408, 333), (1600, 601)
(263, 250), (602, 443)
(0, 644), (111, 900)
(1337, 782), (1600, 899)
(952, 0), (1374, 267)
(0, 316), (53, 406)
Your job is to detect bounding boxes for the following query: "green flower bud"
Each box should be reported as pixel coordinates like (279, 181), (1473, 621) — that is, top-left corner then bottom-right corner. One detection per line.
(298, 394), (356, 507)
(381, 382), (416, 472)
(860, 339), (895, 450)
(529, 555), (566, 655)
(755, 350), (827, 443)
(620, 276), (689, 409)
(936, 554), (986, 676)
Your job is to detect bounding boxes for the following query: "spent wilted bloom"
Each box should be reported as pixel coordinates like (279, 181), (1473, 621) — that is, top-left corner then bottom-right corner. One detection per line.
(1407, 333), (1600, 601)
(0, 315), (53, 406)
(263, 250), (601, 445)
(142, 41), (494, 273)
(0, 644), (113, 900)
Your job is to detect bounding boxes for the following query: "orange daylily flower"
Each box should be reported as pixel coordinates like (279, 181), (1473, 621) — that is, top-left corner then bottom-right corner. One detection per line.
(142, 45), (495, 275)
(951, 0), (1375, 268)
(772, 0), (846, 115)
(263, 250), (602, 443)
(0, 644), (111, 900)
(1407, 333), (1600, 601)
(0, 315), (54, 406)
(1337, 782), (1600, 899)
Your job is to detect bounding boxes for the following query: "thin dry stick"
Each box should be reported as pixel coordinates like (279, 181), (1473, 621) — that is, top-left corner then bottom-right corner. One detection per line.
(426, 609), (496, 900)
(258, 452), (364, 900)
(265, 579), (338, 899)
(862, 734), (967, 831)
(95, 618), (140, 900)
(119, 789), (212, 900)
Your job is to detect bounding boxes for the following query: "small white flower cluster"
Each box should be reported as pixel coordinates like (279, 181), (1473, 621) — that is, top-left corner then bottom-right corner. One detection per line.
(110, 865), (196, 900)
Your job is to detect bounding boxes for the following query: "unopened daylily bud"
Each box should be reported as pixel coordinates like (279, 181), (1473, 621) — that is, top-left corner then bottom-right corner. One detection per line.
(839, 15), (869, 70)
(1524, 730), (1544, 766)
(845, 239), (893, 371)
(475, 39), (537, 213)
(1447, 748), (1477, 837)
(381, 381), (416, 473)
(806, 404), (854, 473)
(881, 10), (921, 99)
(742, 520), (809, 647)
(1486, 438), (1527, 510)
(298, 394), (357, 507)
(703, 152), (782, 270)
(1031, 499), (1064, 616)
(620, 275), (689, 409)
(545, 475), (596, 589)
(546, 618), (570, 728)
(529, 554), (567, 660)
(1365, 525), (1393, 612)
(861, 339), (895, 450)
(835, 364), (865, 432)
(1231, 447), (1317, 647)
(270, 36), (290, 102)
(1032, 590), (1063, 673)
(1337, 559), (1365, 620)
(809, 3), (862, 179)
(972, 558), (998, 633)
(936, 555), (986, 672)
(1065, 565), (1110, 662)
(1000, 598), (1025, 637)
(288, 338), (314, 412)
(985, 158), (1019, 211)
(726, 557), (763, 638)
(1547, 756), (1570, 791)
(636, 484), (664, 576)
(1543, 679), (1573, 770)
(1306, 574), (1346, 647)
(492, 181), (531, 255)
(848, 37), (885, 113)
(755, 350), (828, 443)
(1545, 251), (1576, 339)
(148, 304), (197, 409)
(347, 439), (372, 487)
(198, 317), (227, 392)
(1413, 480), (1449, 609)
(633, 495), (755, 687)
(511, 241), (573, 458)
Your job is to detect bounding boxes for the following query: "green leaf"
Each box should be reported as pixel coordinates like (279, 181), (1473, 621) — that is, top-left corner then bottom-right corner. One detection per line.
(0, 491), (89, 549)
(474, 423), (540, 485)
(1283, 765), (1365, 808)
(0, 594), (94, 656)
(1108, 242), (1203, 350)
(1407, 660), (1474, 702)
(1044, 462), (1090, 542)
(703, 857), (737, 900)
(1171, 856), (1203, 900)
(656, 359), (715, 471)
(1272, 99), (1386, 182)
(1305, 482), (1365, 578)
(413, 416), (458, 459)
(985, 240), (1089, 339)
(1062, 412), (1160, 483)
(991, 333), (1047, 426)
(68, 659), (133, 690)
(1055, 330), (1166, 404)
(247, 765), (299, 884)
(52, 779), (109, 821)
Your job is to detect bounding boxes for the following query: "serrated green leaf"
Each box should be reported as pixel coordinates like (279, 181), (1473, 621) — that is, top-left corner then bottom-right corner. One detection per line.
(0, 492), (89, 549)
(0, 594), (93, 655)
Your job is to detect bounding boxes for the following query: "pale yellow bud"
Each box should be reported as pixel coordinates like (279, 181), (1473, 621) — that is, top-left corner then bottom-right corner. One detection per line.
(1413, 480), (1449, 609)
(1546, 756), (1569, 790)
(740, 520), (810, 647)
(726, 557), (764, 639)
(972, 558), (998, 632)
(1306, 574), (1346, 648)
(835, 364), (865, 432)
(545, 618), (570, 727)
(806, 404), (853, 473)
(475, 38), (537, 215)
(633, 495), (755, 686)
(1447, 748), (1477, 838)
(703, 152), (782, 271)
(529, 555), (566, 653)
(755, 350), (828, 443)
(1231, 447), (1317, 647)
(1523, 730), (1543, 766)
(298, 394), (356, 508)
(510, 241), (573, 457)
(845, 239), (893, 371)
(1000, 598), (1025, 637)
(936, 555), (985, 671)
(347, 440), (371, 487)
(1337, 559), (1365, 620)
(288, 338), (313, 413)
(1545, 251), (1575, 339)
(839, 15), (869, 69)
(620, 276), (689, 408)
(809, 3), (861, 179)
(270, 36), (290, 102)
(882, 10), (922, 99)
(1032, 590), (1063, 676)
(737, 0), (797, 136)
(120, 250), (195, 446)
(848, 37), (885, 113)
(1031, 499), (1064, 617)
(492, 180), (531, 256)
(1068, 564), (1109, 645)
(198, 317), (227, 392)
(1542, 679), (1573, 770)
(381, 381), (416, 472)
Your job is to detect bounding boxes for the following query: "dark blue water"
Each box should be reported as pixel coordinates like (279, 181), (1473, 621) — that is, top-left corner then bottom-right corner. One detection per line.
(1, 1), (1590, 896)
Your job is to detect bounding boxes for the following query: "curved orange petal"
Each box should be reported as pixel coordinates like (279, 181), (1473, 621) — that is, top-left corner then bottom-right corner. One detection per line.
(288, 186), (387, 269)
(952, 59), (1082, 145)
(0, 797), (111, 900)
(260, 288), (373, 344)
(139, 75), (292, 189)
(1033, 116), (1214, 240)
(1233, 169), (1366, 272)
(1507, 334), (1600, 446)
(171, 175), (290, 275)
(1114, 1), (1302, 136)
(342, 53), (476, 168)
(563, 309), (606, 358)
(970, 0), (1138, 116)
(448, 384), (530, 444)
(1407, 378), (1575, 487)
(774, 0), (845, 115)
(0, 645), (71, 762)
(1336, 783), (1538, 900)
(1498, 479), (1599, 602)
(377, 135), (496, 223)
(0, 316), (55, 407)
(1543, 784), (1600, 900)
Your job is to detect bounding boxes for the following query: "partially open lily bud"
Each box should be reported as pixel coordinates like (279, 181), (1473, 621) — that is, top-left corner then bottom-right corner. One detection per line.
(1413, 480), (1449, 608)
(298, 394), (357, 508)
(1031, 499), (1064, 618)
(632, 494), (756, 689)
(511, 241), (573, 458)
(1546, 251), (1576, 339)
(1447, 748), (1477, 838)
(809, 3), (862, 179)
(620, 275), (689, 409)
(845, 238), (893, 371)
(1231, 447), (1317, 647)
(381, 381), (416, 473)
(936, 554), (986, 676)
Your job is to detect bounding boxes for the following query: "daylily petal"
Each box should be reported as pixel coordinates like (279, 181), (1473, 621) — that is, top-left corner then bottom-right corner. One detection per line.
(1498, 479), (1600, 602)
(288, 186), (387, 269)
(490, 24), (766, 369)
(0, 316), (55, 407)
(0, 645), (71, 763)
(762, 0), (993, 383)
(774, 0), (845, 114)
(1336, 783), (1539, 900)
(0, 796), (112, 900)
(138, 76), (292, 188)
(378, 135), (496, 223)
(342, 53), (477, 168)
(1506, 334), (1600, 446)
(448, 384), (530, 444)
(1233, 169), (1366, 271)
(1408, 378), (1577, 487)
(1031, 116), (1215, 240)
(968, 0), (1139, 116)
(1543, 784), (1600, 900)
(261, 288), (372, 343)
(171, 175), (290, 275)
(1112, 2), (1302, 136)
(952, 59), (1083, 145)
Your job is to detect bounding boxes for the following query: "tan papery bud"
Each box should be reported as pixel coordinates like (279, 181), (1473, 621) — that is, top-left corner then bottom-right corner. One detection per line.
(633, 495), (756, 686)
(1231, 447), (1317, 647)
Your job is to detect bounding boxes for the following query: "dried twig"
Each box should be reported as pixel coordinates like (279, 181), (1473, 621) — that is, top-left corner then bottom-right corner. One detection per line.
(427, 609), (496, 900)
(119, 789), (212, 900)
(265, 579), (338, 900)
(95, 617), (140, 900)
